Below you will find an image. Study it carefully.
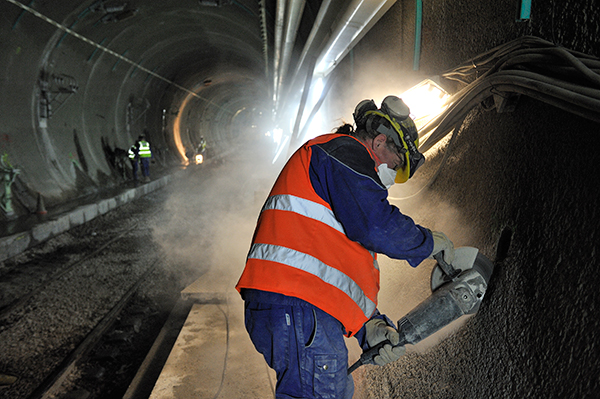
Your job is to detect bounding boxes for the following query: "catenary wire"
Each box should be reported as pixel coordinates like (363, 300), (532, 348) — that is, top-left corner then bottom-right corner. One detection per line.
(4, 0), (229, 112)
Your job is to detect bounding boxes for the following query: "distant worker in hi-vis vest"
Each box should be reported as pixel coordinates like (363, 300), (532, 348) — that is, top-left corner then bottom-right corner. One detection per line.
(136, 131), (153, 182)
(128, 143), (139, 181)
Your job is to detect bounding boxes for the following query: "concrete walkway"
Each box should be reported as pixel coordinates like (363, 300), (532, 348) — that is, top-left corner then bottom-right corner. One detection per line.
(0, 175), (175, 262)
(148, 269), (276, 399)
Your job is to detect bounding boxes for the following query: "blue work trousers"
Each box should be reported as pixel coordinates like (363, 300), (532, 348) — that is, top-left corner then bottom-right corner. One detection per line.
(244, 301), (354, 399)
(130, 159), (139, 180)
(140, 157), (150, 177)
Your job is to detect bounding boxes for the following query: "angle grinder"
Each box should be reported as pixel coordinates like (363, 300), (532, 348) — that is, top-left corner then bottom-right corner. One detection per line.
(348, 247), (494, 374)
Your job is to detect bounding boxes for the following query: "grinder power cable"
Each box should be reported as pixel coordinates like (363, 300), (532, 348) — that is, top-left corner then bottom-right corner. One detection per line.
(348, 247), (494, 374)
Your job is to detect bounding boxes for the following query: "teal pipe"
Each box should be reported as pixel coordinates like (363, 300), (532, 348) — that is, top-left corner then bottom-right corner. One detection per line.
(520, 0), (532, 20)
(413, 0), (422, 70)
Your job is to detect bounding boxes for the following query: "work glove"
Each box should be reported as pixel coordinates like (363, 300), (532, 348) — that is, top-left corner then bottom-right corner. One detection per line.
(428, 230), (455, 265)
(365, 319), (406, 366)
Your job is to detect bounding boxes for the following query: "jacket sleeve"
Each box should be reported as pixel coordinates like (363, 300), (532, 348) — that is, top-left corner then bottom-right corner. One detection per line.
(309, 136), (433, 267)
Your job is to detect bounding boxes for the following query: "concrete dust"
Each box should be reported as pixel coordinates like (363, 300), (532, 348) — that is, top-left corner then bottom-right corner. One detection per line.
(150, 155), (281, 397)
(152, 156), (276, 289)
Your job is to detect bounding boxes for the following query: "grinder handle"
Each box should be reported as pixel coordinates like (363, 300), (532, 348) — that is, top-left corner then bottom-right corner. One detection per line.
(434, 251), (461, 280)
(347, 337), (407, 374)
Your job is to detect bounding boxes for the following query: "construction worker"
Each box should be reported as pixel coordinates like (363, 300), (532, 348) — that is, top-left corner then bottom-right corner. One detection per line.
(128, 143), (139, 181)
(236, 96), (455, 398)
(198, 136), (207, 154)
(136, 132), (152, 182)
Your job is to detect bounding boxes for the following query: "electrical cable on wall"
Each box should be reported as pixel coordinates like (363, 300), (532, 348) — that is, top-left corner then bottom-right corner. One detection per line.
(393, 36), (600, 200)
(419, 36), (600, 153)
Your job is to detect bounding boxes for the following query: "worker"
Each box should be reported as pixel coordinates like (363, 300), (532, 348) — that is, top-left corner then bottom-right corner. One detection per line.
(136, 132), (152, 182)
(235, 95), (455, 398)
(127, 143), (139, 181)
(197, 136), (207, 154)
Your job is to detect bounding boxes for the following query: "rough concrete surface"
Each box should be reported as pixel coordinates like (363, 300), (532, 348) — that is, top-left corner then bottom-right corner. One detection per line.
(330, 1), (600, 398)
(151, 270), (276, 399)
(349, 96), (600, 398)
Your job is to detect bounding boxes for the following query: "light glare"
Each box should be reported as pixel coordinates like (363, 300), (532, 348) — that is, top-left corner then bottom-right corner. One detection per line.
(400, 79), (451, 130)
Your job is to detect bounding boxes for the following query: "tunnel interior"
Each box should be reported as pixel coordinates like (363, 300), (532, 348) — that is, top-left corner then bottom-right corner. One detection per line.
(1, 0), (599, 397)
(2, 0), (276, 209)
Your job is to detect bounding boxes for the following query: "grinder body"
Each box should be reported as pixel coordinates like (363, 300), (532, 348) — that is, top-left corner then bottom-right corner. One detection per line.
(348, 247), (494, 374)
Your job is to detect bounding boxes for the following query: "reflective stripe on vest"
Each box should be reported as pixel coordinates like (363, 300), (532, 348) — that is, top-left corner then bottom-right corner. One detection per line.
(128, 147), (136, 159)
(262, 193), (379, 269)
(247, 242), (377, 319)
(138, 141), (151, 157)
(262, 194), (347, 235)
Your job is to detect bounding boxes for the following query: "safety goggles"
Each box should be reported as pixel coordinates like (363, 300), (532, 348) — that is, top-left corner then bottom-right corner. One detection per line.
(365, 110), (425, 183)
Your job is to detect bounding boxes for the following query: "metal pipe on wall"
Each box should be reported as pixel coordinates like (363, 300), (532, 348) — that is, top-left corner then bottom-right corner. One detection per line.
(272, 0), (286, 104)
(276, 0), (306, 110)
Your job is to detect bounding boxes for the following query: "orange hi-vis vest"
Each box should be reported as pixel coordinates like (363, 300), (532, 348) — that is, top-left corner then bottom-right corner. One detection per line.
(236, 134), (380, 337)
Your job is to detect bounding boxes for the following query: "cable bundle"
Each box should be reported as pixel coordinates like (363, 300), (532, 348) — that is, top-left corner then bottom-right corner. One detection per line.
(419, 36), (600, 152)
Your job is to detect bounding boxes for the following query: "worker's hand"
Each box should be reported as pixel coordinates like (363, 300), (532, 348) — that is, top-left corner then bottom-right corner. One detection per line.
(428, 230), (455, 265)
(374, 343), (405, 366)
(366, 319), (399, 347)
(365, 319), (404, 366)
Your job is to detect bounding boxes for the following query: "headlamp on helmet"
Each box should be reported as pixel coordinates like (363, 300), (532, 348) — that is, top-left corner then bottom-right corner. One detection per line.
(355, 95), (425, 183)
(380, 95), (410, 122)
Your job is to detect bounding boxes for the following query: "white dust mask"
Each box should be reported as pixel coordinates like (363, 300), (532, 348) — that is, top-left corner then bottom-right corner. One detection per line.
(377, 163), (396, 189)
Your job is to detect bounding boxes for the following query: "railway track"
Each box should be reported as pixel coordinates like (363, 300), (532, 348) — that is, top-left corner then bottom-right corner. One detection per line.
(0, 221), (142, 321)
(29, 255), (165, 399)
(0, 191), (194, 399)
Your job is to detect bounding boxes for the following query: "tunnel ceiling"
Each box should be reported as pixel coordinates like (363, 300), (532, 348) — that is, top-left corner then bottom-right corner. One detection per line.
(0, 0), (396, 206)
(85, 1), (270, 131)
(3, 0), (337, 155)
(59, 0), (331, 115)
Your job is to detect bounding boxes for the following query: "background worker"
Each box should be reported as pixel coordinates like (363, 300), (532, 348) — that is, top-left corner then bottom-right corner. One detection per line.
(197, 136), (207, 154)
(128, 143), (139, 182)
(236, 95), (455, 398)
(136, 131), (152, 182)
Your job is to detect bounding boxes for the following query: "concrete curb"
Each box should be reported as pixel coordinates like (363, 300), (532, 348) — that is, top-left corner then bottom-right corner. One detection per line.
(0, 176), (172, 263)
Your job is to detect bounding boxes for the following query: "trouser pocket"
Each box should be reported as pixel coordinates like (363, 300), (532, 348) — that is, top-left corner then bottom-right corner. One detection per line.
(309, 309), (352, 398)
(244, 302), (289, 372)
(313, 354), (344, 398)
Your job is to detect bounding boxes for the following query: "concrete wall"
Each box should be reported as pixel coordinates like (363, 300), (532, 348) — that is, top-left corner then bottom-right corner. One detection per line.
(0, 1), (267, 218)
(329, 1), (600, 397)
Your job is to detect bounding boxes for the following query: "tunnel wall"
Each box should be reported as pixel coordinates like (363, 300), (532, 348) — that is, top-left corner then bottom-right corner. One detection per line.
(317, 0), (599, 397)
(1, 2), (167, 215)
(358, 96), (598, 398)
(0, 1), (266, 220)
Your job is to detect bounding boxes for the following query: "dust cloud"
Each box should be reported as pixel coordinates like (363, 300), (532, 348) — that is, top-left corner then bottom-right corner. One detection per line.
(151, 150), (279, 292)
(147, 149), (281, 397)
(319, 53), (425, 136)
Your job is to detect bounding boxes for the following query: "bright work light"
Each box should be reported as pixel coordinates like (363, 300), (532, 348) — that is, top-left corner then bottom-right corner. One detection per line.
(400, 78), (451, 131)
